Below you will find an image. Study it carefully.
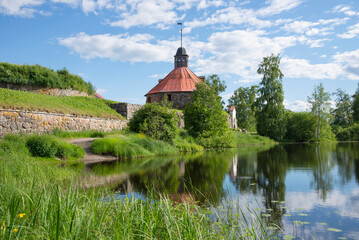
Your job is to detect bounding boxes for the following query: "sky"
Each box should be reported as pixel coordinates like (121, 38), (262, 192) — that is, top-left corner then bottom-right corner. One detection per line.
(0, 0), (358, 111)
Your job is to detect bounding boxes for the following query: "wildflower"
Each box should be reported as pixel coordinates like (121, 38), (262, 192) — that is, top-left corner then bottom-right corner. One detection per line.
(13, 228), (18, 233)
(17, 213), (26, 218)
(1, 221), (5, 230)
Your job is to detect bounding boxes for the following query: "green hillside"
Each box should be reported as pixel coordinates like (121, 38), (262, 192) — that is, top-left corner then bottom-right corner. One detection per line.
(0, 62), (95, 95)
(0, 88), (124, 119)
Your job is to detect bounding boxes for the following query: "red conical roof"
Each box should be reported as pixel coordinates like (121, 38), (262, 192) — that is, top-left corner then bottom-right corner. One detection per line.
(146, 67), (202, 95)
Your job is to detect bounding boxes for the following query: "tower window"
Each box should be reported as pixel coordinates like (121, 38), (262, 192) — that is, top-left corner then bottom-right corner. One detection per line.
(168, 94), (172, 101)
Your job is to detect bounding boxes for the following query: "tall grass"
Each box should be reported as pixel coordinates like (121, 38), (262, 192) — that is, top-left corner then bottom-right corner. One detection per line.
(91, 133), (179, 159)
(234, 131), (276, 145)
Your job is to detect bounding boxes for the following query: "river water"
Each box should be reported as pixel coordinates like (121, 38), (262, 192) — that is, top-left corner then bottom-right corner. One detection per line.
(85, 143), (359, 240)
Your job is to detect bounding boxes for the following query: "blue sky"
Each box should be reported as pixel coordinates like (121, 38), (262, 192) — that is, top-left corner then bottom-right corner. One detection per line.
(0, 0), (358, 111)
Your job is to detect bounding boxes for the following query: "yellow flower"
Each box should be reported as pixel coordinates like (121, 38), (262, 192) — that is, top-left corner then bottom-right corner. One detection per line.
(17, 213), (26, 218)
(1, 221), (5, 230)
(13, 228), (18, 233)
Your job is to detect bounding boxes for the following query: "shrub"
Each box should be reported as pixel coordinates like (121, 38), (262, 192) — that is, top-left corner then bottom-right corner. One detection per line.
(197, 131), (236, 148)
(26, 135), (84, 159)
(128, 103), (179, 143)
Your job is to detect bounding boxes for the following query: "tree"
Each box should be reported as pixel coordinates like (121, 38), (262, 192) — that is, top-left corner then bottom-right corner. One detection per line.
(184, 82), (228, 138)
(332, 88), (352, 126)
(227, 86), (257, 131)
(307, 83), (333, 141)
(285, 111), (317, 142)
(205, 74), (227, 107)
(255, 54), (286, 141)
(205, 74), (227, 96)
(128, 103), (179, 143)
(353, 84), (359, 123)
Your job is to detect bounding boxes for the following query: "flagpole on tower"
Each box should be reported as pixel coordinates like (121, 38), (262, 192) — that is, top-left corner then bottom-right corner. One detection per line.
(177, 22), (183, 48)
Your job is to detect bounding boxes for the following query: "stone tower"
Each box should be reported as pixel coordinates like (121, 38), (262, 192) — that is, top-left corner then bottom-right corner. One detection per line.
(145, 47), (204, 110)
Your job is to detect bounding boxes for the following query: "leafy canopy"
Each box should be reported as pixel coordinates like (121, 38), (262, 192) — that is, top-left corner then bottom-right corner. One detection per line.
(228, 86), (258, 131)
(184, 82), (228, 138)
(128, 103), (179, 143)
(255, 54), (286, 141)
(353, 84), (359, 123)
(332, 88), (352, 126)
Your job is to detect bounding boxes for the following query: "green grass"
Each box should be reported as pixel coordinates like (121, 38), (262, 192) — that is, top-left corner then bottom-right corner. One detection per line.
(91, 133), (179, 159)
(0, 88), (124, 119)
(0, 62), (95, 94)
(234, 131), (276, 145)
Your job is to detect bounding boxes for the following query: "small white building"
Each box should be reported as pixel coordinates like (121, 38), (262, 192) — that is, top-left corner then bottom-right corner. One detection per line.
(229, 106), (237, 129)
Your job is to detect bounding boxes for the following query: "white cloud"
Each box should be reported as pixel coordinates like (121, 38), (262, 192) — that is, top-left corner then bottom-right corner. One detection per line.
(281, 57), (343, 79)
(332, 5), (359, 17)
(282, 18), (348, 36)
(51, 0), (79, 7)
(58, 32), (175, 62)
(193, 30), (297, 77)
(149, 73), (167, 79)
(284, 99), (309, 112)
(256, 0), (303, 17)
(338, 23), (359, 39)
(110, 0), (180, 29)
(183, 6), (271, 33)
(0, 0), (44, 17)
(333, 49), (359, 80)
(297, 35), (329, 48)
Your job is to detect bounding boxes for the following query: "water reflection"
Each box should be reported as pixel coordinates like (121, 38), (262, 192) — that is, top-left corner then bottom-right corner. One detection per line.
(84, 143), (359, 239)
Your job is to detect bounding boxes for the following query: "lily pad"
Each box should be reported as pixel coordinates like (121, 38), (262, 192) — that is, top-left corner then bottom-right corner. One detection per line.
(338, 237), (347, 239)
(271, 200), (279, 203)
(282, 235), (295, 240)
(295, 208), (306, 211)
(250, 183), (256, 186)
(262, 214), (271, 217)
(327, 228), (342, 232)
(298, 213), (308, 216)
(283, 214), (292, 217)
(280, 201), (287, 204)
(266, 208), (273, 211)
(320, 222), (327, 225)
(267, 226), (277, 230)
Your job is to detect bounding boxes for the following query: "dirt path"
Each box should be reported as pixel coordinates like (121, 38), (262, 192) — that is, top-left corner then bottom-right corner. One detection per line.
(69, 138), (118, 164)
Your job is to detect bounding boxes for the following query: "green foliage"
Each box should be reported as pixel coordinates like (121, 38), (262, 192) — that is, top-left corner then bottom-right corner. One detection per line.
(0, 88), (123, 119)
(91, 133), (179, 159)
(128, 103), (179, 143)
(332, 88), (353, 126)
(184, 83), (228, 138)
(228, 86), (258, 131)
(256, 54), (286, 141)
(0, 63), (95, 94)
(196, 131), (237, 148)
(308, 83), (332, 141)
(52, 129), (106, 138)
(334, 123), (359, 141)
(285, 111), (317, 142)
(205, 74), (227, 101)
(26, 135), (85, 159)
(353, 84), (359, 123)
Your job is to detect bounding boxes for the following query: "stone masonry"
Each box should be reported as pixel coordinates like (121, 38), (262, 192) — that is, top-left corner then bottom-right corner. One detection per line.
(146, 92), (192, 110)
(0, 109), (128, 137)
(110, 103), (143, 120)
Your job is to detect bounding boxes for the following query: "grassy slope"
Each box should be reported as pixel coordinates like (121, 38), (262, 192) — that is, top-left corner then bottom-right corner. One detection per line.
(0, 62), (95, 94)
(0, 88), (124, 119)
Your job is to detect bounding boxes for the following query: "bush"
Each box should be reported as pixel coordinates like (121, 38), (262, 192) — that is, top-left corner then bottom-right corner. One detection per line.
(26, 135), (85, 159)
(128, 103), (179, 143)
(335, 123), (359, 141)
(197, 131), (236, 148)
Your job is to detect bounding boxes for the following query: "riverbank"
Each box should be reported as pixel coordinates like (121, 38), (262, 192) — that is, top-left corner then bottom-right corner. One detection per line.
(0, 132), (275, 239)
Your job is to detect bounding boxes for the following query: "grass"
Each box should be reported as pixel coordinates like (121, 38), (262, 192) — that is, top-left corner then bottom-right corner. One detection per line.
(234, 131), (276, 145)
(0, 62), (95, 94)
(91, 133), (180, 159)
(0, 88), (124, 119)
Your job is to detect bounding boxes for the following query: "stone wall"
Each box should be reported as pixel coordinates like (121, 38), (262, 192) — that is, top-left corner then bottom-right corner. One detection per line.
(146, 92), (192, 110)
(110, 103), (143, 120)
(0, 83), (89, 97)
(0, 109), (127, 137)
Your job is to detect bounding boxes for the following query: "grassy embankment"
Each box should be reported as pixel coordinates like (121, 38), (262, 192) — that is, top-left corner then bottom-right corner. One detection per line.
(0, 88), (123, 119)
(0, 62), (95, 95)
(0, 134), (274, 239)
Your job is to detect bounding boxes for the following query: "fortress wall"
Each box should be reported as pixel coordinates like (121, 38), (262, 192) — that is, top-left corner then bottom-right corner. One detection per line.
(0, 109), (128, 137)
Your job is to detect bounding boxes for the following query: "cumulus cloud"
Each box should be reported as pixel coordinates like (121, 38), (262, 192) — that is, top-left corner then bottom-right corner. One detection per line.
(284, 99), (309, 112)
(0, 0), (45, 17)
(333, 49), (359, 79)
(332, 5), (359, 17)
(338, 23), (359, 39)
(109, 0), (180, 29)
(281, 57), (343, 79)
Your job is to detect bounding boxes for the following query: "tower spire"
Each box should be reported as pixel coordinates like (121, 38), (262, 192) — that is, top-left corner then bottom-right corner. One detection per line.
(177, 22), (183, 48)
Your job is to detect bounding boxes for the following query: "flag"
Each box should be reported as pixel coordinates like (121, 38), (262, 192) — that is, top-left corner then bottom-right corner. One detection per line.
(177, 22), (182, 25)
